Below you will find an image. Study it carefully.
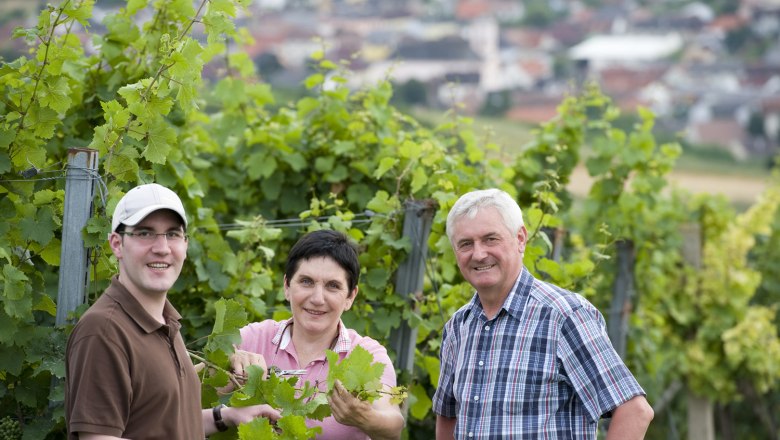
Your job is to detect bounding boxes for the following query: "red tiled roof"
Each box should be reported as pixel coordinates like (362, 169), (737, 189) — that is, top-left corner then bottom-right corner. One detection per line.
(762, 95), (780, 113)
(708, 14), (746, 32)
(456, 0), (492, 20)
(689, 119), (744, 145)
(599, 66), (666, 95)
(506, 103), (560, 124)
(503, 28), (545, 49)
(517, 58), (550, 79)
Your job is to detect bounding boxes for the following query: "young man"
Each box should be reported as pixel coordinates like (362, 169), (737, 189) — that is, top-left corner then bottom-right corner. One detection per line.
(65, 183), (279, 439)
(433, 188), (654, 439)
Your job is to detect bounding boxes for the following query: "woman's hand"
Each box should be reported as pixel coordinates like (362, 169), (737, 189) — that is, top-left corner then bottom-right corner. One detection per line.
(328, 380), (373, 427)
(230, 349), (268, 381)
(328, 380), (404, 440)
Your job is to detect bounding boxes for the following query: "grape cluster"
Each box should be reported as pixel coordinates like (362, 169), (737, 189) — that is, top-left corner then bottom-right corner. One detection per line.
(0, 416), (21, 440)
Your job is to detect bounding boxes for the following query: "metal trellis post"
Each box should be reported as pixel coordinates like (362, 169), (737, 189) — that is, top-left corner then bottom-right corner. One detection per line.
(607, 239), (635, 359)
(55, 148), (98, 325)
(389, 199), (437, 379)
(680, 222), (715, 440)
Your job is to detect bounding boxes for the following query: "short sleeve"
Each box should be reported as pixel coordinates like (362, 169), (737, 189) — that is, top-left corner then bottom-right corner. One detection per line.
(558, 305), (646, 422)
(431, 321), (458, 418)
(238, 320), (278, 354)
(67, 331), (132, 437)
(355, 336), (397, 387)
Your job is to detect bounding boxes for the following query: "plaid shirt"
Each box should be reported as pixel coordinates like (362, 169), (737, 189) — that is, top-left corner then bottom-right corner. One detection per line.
(432, 268), (646, 439)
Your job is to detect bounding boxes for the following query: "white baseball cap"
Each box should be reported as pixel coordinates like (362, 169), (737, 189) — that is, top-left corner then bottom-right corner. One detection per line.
(111, 183), (188, 232)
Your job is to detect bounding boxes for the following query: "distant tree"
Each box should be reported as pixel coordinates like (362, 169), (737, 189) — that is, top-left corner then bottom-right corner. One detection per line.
(698, 0), (738, 15)
(479, 90), (511, 116)
(553, 54), (573, 80)
(520, 0), (563, 28)
(256, 52), (283, 78)
(724, 23), (773, 61)
(0, 8), (26, 24)
(393, 79), (428, 106)
(748, 112), (766, 138)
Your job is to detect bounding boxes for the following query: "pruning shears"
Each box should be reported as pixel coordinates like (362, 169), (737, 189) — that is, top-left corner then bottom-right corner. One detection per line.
(269, 366), (307, 376)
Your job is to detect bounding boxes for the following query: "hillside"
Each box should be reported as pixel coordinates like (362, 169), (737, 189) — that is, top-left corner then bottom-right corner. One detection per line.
(568, 165), (771, 206)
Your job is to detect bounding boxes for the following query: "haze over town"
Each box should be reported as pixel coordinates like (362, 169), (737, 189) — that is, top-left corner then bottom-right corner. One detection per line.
(2, 0), (777, 201)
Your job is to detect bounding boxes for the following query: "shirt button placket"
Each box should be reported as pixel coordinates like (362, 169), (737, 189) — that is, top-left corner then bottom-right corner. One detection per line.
(471, 320), (491, 437)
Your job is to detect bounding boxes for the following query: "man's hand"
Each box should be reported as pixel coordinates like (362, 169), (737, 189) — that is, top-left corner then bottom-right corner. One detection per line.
(202, 404), (281, 436)
(223, 404), (281, 426)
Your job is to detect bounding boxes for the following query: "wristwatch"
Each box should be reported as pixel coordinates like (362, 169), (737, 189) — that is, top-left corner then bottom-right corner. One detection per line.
(213, 404), (229, 432)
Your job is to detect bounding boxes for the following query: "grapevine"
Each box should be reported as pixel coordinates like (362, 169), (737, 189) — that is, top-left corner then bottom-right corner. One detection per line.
(325, 346), (407, 404)
(195, 300), (407, 439)
(2, 0), (779, 437)
(0, 417), (21, 440)
(234, 347), (407, 439)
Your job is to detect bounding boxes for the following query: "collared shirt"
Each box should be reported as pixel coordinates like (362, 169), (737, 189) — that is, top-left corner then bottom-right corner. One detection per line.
(66, 276), (202, 439)
(432, 268), (646, 439)
(238, 318), (397, 440)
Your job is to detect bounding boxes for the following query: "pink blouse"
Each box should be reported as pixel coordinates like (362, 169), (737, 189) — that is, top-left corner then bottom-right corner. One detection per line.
(238, 319), (397, 440)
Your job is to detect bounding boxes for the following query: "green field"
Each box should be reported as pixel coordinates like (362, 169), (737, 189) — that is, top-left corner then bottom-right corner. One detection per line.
(410, 107), (774, 178)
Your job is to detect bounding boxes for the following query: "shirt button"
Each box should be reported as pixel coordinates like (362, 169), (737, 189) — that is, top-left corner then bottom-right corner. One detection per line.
(468, 432), (474, 438)
(474, 396), (479, 401)
(478, 361), (484, 366)
(484, 325), (490, 331)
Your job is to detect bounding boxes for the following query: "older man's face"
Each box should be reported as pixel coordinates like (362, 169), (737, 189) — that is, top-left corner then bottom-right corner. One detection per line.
(450, 207), (526, 297)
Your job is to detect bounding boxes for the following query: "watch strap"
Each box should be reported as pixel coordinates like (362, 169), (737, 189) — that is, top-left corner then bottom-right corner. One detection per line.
(213, 404), (229, 432)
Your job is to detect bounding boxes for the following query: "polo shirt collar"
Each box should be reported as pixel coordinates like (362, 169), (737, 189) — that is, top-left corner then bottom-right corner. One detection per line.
(105, 275), (182, 334)
(272, 317), (352, 353)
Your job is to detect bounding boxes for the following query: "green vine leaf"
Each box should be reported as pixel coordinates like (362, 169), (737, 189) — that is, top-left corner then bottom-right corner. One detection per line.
(142, 117), (176, 164)
(326, 345), (385, 403)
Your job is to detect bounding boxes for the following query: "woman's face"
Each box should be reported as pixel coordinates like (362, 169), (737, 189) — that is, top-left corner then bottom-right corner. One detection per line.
(284, 256), (356, 337)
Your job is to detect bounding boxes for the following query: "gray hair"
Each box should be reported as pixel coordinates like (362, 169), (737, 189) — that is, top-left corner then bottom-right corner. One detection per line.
(445, 188), (524, 243)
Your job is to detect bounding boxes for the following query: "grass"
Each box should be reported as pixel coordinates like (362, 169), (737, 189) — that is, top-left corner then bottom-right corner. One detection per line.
(408, 107), (775, 179)
(673, 143), (774, 177)
(408, 107), (536, 157)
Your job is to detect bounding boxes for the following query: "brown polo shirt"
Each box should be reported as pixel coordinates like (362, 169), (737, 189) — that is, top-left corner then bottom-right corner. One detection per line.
(65, 276), (203, 439)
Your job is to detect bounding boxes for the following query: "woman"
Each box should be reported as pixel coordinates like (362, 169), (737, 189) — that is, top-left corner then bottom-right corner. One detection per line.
(232, 229), (404, 440)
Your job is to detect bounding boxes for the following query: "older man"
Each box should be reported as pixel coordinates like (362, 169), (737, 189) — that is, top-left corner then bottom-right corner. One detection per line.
(433, 188), (653, 439)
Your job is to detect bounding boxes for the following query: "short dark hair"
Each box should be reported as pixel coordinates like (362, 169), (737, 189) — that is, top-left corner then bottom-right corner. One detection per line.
(285, 230), (360, 295)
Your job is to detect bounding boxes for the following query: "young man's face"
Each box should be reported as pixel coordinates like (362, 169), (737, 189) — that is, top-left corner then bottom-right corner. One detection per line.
(110, 210), (188, 300)
(284, 256), (356, 339)
(450, 206), (526, 296)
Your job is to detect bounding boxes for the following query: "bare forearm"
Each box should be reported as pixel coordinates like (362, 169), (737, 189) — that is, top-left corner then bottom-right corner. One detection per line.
(357, 407), (404, 440)
(202, 409), (220, 436)
(436, 415), (456, 440)
(605, 396), (654, 440)
(329, 383), (404, 439)
(77, 434), (127, 440)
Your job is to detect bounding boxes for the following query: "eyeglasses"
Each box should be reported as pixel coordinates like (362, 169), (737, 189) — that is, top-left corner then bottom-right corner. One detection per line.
(118, 230), (188, 242)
